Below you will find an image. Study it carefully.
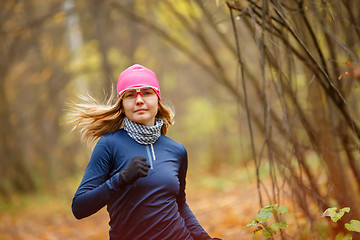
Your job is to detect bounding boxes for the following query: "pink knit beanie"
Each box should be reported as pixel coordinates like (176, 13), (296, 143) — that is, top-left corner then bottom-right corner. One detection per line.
(117, 64), (161, 101)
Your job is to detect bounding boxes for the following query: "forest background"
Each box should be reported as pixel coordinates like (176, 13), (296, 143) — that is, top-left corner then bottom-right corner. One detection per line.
(1, 0), (360, 239)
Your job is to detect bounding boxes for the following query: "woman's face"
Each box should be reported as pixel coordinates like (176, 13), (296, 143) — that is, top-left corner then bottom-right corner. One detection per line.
(122, 87), (159, 126)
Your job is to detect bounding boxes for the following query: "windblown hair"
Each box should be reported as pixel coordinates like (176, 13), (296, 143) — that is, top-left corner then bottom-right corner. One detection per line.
(68, 92), (174, 145)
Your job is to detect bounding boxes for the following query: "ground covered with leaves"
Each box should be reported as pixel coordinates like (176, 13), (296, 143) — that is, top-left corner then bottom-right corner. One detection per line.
(0, 169), (332, 240)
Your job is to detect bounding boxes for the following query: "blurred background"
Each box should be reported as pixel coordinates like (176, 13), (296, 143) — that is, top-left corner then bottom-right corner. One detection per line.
(1, 0), (360, 239)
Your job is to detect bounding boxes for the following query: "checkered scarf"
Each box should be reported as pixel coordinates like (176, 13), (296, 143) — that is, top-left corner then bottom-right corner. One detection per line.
(123, 117), (163, 145)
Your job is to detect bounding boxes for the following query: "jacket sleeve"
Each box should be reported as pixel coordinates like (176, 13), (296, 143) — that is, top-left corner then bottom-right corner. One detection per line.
(72, 136), (121, 219)
(177, 148), (212, 240)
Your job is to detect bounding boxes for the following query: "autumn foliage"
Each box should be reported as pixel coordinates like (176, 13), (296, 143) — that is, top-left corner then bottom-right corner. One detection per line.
(1, 0), (360, 239)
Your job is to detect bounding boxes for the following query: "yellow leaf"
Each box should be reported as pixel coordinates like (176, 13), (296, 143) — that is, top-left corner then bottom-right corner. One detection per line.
(54, 11), (66, 24)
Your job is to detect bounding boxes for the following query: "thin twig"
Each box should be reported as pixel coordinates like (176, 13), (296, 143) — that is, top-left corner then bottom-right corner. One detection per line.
(227, 2), (263, 207)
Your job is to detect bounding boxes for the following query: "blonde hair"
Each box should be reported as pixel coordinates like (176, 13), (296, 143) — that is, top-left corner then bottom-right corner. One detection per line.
(68, 93), (174, 145)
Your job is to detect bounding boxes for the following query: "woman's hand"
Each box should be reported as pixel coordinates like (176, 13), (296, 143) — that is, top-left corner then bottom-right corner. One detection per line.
(119, 156), (150, 187)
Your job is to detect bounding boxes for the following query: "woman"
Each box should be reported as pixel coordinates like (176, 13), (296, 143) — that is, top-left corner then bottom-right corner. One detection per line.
(70, 64), (221, 240)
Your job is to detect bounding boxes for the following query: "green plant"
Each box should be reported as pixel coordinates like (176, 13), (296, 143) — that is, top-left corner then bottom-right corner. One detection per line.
(246, 204), (288, 239)
(321, 207), (360, 240)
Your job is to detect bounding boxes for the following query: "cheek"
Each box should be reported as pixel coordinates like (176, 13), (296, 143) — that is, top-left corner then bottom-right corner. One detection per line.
(150, 100), (159, 113)
(122, 102), (132, 116)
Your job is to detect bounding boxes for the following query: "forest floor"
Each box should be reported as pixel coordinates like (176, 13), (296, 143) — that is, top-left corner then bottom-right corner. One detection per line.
(0, 166), (325, 240)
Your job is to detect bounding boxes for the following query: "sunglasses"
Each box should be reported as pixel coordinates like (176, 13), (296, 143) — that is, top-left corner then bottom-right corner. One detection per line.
(121, 87), (158, 100)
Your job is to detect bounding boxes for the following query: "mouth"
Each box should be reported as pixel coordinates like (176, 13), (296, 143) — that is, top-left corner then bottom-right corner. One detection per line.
(135, 109), (147, 113)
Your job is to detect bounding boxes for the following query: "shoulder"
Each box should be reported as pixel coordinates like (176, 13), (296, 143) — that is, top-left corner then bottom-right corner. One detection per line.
(99, 129), (127, 142)
(158, 135), (187, 155)
(96, 129), (128, 149)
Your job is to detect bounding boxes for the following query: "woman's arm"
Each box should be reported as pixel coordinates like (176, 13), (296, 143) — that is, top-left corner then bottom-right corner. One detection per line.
(72, 137), (121, 219)
(176, 149), (212, 240)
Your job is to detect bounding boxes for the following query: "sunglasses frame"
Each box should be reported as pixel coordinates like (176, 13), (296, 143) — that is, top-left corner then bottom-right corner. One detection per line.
(120, 86), (160, 100)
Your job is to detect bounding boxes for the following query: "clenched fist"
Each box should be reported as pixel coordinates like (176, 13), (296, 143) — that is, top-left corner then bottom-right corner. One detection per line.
(119, 156), (150, 187)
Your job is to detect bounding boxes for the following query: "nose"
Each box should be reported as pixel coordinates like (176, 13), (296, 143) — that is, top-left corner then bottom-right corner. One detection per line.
(135, 94), (144, 104)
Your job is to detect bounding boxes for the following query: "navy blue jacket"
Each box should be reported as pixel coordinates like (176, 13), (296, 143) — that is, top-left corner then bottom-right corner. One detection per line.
(72, 129), (209, 240)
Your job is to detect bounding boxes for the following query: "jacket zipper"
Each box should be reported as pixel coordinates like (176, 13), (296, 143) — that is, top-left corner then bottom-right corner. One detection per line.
(150, 143), (156, 161)
(146, 144), (156, 169)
